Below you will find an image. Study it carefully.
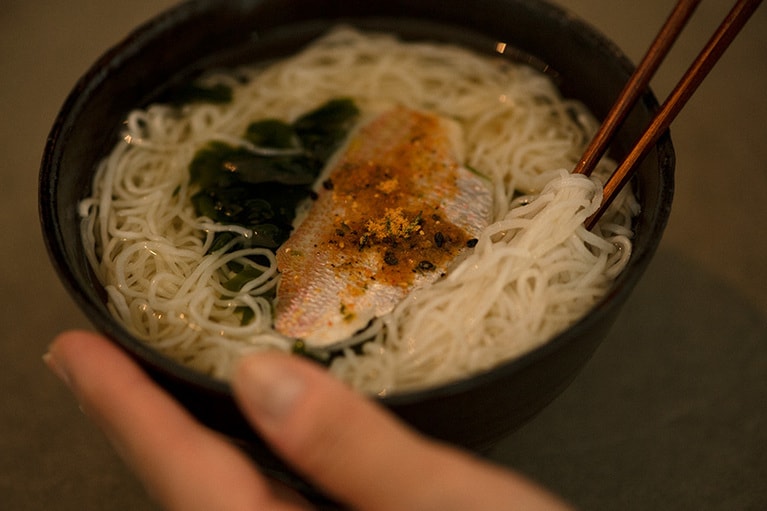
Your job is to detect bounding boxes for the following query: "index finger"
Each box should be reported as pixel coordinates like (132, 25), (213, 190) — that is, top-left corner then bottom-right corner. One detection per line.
(45, 330), (306, 511)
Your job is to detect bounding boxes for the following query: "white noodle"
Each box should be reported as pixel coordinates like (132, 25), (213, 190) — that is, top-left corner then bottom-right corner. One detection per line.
(80, 28), (639, 393)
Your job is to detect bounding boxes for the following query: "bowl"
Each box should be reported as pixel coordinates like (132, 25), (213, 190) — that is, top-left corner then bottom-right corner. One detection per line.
(39, 0), (674, 496)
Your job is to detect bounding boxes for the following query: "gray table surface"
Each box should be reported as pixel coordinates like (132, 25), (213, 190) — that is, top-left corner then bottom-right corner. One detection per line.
(2, 1), (765, 509)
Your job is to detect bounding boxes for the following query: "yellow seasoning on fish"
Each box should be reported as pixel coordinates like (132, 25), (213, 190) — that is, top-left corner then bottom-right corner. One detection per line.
(275, 105), (492, 347)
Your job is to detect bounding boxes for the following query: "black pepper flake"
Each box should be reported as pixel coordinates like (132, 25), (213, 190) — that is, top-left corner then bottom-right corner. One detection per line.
(322, 179), (334, 190)
(434, 232), (445, 248)
(309, 190), (319, 200)
(418, 260), (435, 271)
(383, 250), (398, 266)
(466, 238), (479, 248)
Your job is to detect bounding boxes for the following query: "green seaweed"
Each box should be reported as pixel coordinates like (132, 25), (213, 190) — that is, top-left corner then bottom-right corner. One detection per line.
(188, 98), (360, 254)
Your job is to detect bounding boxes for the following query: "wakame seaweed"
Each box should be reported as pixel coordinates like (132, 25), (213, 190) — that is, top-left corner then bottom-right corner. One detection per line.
(189, 98), (360, 253)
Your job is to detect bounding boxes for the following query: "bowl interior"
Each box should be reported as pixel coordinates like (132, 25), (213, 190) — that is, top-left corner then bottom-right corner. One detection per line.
(39, 0), (674, 494)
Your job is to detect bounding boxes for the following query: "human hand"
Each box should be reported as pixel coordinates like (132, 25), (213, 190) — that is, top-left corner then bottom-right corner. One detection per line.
(45, 330), (572, 510)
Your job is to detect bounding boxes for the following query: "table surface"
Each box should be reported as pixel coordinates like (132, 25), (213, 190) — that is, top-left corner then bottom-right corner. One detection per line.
(2, 1), (765, 509)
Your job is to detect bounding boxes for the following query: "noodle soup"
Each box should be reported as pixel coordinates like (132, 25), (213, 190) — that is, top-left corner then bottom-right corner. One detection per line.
(79, 27), (638, 395)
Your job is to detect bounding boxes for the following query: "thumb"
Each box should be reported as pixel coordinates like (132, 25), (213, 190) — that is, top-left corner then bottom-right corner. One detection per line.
(232, 352), (435, 509)
(231, 352), (571, 511)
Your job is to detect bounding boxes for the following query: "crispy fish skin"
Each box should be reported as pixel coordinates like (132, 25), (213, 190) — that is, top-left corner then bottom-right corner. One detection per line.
(274, 106), (491, 347)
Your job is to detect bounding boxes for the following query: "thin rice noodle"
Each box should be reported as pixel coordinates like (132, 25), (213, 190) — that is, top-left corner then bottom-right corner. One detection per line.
(80, 28), (639, 394)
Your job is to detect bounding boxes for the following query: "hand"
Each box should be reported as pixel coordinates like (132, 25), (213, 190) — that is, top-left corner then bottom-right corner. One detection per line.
(45, 330), (572, 510)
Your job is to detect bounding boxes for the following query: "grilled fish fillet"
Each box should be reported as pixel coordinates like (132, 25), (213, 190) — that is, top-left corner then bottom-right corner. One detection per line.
(274, 105), (492, 347)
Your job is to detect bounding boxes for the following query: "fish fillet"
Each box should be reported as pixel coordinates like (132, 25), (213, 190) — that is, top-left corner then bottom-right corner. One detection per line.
(274, 105), (491, 347)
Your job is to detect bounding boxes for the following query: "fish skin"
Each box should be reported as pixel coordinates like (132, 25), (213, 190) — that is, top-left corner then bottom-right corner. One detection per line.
(274, 106), (491, 347)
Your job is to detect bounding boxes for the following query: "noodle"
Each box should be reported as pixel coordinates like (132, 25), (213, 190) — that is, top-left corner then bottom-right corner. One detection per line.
(80, 27), (639, 393)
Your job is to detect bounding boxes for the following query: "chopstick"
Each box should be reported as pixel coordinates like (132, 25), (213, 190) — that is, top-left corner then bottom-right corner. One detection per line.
(578, 0), (763, 230)
(572, 0), (701, 177)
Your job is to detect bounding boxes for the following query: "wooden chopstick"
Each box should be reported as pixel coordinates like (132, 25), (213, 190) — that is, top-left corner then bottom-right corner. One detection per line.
(580, 0), (763, 230)
(572, 0), (701, 177)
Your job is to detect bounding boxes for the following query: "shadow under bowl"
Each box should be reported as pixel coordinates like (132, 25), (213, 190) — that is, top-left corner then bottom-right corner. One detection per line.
(39, 0), (674, 497)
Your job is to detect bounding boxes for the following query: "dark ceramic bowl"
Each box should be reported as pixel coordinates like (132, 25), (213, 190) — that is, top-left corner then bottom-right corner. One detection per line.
(40, 0), (674, 496)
